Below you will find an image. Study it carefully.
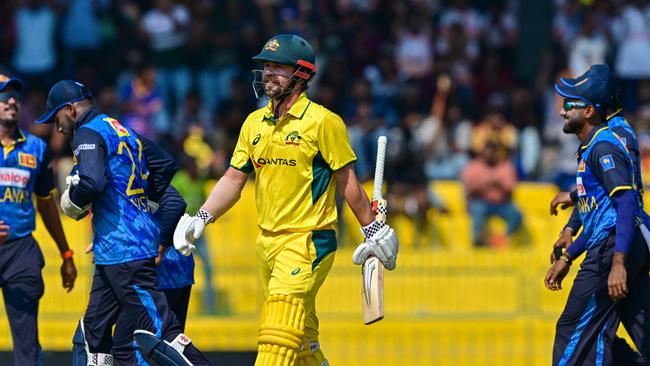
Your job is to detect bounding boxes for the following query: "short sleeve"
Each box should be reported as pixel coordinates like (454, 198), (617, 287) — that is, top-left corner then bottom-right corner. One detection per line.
(34, 148), (55, 198)
(586, 141), (633, 196)
(317, 113), (357, 171)
(229, 120), (253, 174)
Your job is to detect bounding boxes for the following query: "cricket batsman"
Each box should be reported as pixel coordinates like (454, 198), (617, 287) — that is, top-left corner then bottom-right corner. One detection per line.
(174, 34), (399, 365)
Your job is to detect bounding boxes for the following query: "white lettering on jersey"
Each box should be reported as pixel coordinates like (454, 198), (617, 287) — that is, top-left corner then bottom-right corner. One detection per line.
(0, 168), (30, 188)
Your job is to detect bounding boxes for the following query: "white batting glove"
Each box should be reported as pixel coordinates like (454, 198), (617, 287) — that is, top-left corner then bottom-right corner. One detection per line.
(352, 222), (399, 270)
(173, 210), (214, 256)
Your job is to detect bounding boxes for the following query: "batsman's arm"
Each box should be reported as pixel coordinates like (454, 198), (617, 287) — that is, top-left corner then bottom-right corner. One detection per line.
(199, 167), (248, 221)
(335, 164), (373, 227)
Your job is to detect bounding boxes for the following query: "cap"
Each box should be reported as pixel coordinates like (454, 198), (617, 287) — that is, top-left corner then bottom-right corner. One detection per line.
(252, 34), (316, 76)
(0, 74), (23, 93)
(37, 80), (93, 124)
(554, 64), (614, 111)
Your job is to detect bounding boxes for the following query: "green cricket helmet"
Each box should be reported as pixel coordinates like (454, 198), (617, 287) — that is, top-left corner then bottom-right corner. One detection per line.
(251, 34), (317, 99)
(253, 34), (316, 76)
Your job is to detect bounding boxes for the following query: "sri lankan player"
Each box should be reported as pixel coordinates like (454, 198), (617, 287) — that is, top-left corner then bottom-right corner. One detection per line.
(544, 70), (650, 365)
(38, 80), (209, 366)
(173, 34), (399, 366)
(0, 75), (77, 366)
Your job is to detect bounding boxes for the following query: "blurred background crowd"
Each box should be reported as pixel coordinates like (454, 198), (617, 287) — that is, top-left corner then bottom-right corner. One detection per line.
(1, 0), (650, 247)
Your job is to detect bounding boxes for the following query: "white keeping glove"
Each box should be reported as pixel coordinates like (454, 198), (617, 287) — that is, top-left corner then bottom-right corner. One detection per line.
(65, 174), (80, 188)
(173, 210), (213, 256)
(60, 174), (90, 220)
(352, 224), (399, 270)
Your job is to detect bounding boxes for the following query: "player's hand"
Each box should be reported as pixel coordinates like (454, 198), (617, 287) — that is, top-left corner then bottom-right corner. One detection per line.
(608, 254), (628, 301)
(544, 257), (571, 291)
(550, 228), (574, 264)
(0, 220), (10, 245)
(353, 223), (399, 270)
(61, 258), (77, 292)
(550, 191), (574, 216)
(85, 243), (94, 263)
(155, 245), (167, 266)
(173, 214), (204, 256)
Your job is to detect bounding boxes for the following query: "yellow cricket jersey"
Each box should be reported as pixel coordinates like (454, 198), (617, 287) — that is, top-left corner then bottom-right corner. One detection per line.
(230, 93), (356, 233)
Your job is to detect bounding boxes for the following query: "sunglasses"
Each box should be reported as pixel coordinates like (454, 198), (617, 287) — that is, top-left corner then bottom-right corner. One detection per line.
(563, 100), (589, 111)
(0, 91), (22, 103)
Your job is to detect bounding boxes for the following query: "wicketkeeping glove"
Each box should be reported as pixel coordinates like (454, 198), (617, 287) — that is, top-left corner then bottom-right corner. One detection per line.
(352, 221), (399, 270)
(173, 210), (214, 256)
(60, 174), (90, 221)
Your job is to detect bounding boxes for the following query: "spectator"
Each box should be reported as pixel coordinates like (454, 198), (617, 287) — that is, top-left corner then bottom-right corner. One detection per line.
(59, 0), (109, 78)
(117, 64), (169, 141)
(462, 142), (522, 247)
(611, 0), (650, 111)
(387, 110), (449, 247)
(471, 93), (518, 158)
(140, 0), (192, 115)
(11, 0), (58, 92)
(568, 10), (607, 77)
(343, 79), (396, 182)
(173, 89), (213, 140)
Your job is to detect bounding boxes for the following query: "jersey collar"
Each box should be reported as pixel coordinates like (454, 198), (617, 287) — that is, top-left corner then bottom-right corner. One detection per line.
(75, 107), (102, 128)
(262, 92), (311, 124)
(0, 128), (26, 147)
(577, 124), (608, 154)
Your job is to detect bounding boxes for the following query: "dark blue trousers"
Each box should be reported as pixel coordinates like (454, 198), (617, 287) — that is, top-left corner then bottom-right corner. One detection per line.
(0, 235), (44, 366)
(112, 285), (192, 365)
(553, 228), (650, 366)
(82, 259), (209, 365)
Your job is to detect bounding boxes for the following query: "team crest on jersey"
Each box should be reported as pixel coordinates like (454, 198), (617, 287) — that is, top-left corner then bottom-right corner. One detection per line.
(576, 176), (586, 197)
(18, 152), (36, 169)
(264, 39), (280, 52)
(103, 117), (130, 137)
(285, 131), (302, 145)
(599, 154), (615, 171)
(578, 160), (585, 172)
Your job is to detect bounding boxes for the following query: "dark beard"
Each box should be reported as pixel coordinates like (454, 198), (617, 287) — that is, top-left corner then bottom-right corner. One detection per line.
(0, 118), (17, 129)
(562, 118), (582, 134)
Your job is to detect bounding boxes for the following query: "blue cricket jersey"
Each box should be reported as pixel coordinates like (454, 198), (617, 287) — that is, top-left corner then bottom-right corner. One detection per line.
(155, 185), (194, 290)
(0, 129), (55, 240)
(69, 108), (158, 264)
(567, 114), (649, 232)
(575, 125), (639, 250)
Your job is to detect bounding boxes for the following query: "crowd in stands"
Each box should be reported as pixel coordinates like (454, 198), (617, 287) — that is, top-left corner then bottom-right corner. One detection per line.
(1, 0), (650, 246)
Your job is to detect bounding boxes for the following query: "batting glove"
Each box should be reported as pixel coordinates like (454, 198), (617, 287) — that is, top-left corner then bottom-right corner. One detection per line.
(352, 223), (399, 270)
(173, 210), (213, 256)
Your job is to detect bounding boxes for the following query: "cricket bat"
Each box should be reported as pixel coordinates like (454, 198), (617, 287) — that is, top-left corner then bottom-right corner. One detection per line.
(362, 135), (387, 325)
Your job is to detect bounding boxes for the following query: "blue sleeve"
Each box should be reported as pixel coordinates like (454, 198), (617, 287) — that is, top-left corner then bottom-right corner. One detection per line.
(565, 207), (582, 234)
(157, 185), (187, 247)
(139, 134), (178, 203)
(34, 148), (55, 197)
(566, 233), (588, 259)
(70, 128), (108, 207)
(612, 189), (636, 254)
(586, 141), (633, 195)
